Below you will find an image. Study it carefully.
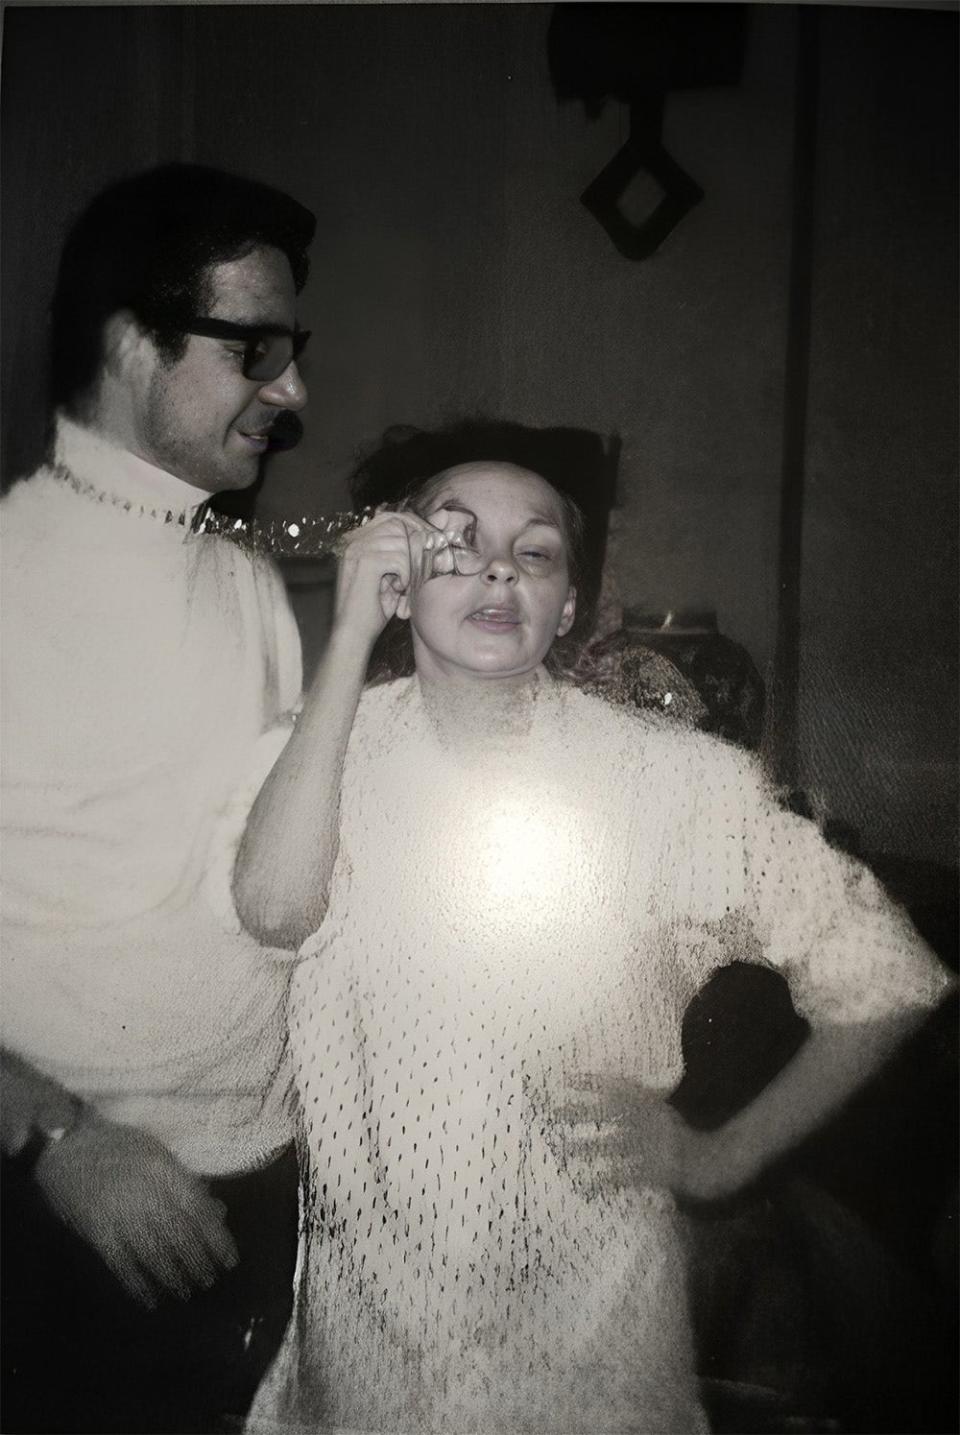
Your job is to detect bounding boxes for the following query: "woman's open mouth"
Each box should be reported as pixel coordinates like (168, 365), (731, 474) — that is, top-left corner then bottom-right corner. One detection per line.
(468, 607), (521, 633)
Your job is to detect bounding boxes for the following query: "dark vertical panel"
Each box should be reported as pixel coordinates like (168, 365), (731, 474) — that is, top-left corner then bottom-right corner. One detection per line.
(769, 5), (820, 788)
(800, 5), (958, 863)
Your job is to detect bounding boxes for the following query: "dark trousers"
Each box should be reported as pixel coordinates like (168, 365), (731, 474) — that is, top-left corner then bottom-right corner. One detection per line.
(1, 1145), (299, 1434)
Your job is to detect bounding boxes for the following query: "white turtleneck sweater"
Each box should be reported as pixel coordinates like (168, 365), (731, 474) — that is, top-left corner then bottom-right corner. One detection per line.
(1, 418), (302, 1176)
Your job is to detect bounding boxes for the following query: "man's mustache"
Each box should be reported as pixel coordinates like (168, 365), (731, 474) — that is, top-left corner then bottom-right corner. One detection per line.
(265, 411), (304, 452)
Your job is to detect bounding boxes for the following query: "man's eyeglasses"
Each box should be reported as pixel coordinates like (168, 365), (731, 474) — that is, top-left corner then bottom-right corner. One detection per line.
(182, 317), (311, 382)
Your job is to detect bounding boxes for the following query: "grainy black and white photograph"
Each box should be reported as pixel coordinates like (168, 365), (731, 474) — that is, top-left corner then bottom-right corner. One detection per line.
(1, 2), (957, 1433)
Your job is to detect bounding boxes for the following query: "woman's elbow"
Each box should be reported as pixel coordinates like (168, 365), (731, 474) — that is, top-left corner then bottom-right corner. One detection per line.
(233, 878), (328, 953)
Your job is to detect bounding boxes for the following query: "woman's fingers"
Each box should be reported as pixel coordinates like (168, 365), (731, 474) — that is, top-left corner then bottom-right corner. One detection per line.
(429, 542), (456, 577)
(337, 514), (414, 615)
(550, 1096), (605, 1126)
(417, 529), (440, 588)
(382, 517), (439, 599)
(560, 1123), (630, 1161)
(344, 507), (468, 591)
(346, 511), (435, 577)
(334, 506), (450, 632)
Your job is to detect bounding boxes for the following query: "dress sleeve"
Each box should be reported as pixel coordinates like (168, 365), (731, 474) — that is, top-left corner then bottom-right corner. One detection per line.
(733, 752), (954, 1026)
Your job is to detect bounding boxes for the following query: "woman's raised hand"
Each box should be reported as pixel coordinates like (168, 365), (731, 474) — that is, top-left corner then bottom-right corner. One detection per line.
(332, 508), (439, 648)
(238, 507), (457, 951)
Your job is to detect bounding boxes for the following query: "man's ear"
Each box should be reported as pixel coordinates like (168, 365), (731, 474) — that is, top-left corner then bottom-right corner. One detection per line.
(101, 309), (155, 386)
(557, 587), (577, 637)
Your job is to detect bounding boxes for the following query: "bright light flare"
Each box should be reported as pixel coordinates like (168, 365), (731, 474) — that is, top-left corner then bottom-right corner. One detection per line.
(474, 797), (581, 907)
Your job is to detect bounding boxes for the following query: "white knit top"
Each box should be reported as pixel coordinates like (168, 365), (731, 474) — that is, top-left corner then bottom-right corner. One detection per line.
(248, 675), (949, 1433)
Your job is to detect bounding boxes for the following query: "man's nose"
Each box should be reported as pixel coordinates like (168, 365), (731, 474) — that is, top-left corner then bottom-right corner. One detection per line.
(257, 361), (308, 412)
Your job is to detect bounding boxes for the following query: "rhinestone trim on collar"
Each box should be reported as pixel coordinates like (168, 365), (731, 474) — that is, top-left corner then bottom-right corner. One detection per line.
(51, 462), (377, 557)
(187, 503), (374, 557)
(52, 463), (206, 531)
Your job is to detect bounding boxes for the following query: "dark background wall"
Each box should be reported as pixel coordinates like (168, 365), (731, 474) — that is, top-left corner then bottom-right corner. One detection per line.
(799, 5), (958, 864)
(2, 2), (956, 869)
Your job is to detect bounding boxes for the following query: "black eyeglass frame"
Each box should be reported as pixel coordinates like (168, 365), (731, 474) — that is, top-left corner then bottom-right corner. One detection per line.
(181, 316), (311, 381)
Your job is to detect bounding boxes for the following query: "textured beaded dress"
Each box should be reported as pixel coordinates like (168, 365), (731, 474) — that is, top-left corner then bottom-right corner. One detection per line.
(248, 675), (949, 1435)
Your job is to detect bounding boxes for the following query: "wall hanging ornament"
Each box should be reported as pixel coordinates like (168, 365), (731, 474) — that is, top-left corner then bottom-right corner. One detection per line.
(548, 3), (747, 260)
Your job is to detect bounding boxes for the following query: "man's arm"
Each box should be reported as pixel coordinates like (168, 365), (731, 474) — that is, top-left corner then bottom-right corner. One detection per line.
(1, 1048), (239, 1307)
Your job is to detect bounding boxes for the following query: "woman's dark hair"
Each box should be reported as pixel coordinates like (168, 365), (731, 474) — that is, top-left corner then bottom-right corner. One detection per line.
(349, 419), (619, 684)
(50, 163), (316, 417)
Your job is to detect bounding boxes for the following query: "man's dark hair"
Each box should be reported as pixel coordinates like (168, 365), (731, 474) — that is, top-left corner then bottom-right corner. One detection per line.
(349, 418), (619, 684)
(50, 163), (316, 417)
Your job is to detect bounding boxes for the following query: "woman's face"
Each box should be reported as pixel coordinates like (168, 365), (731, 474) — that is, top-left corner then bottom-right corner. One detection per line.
(407, 462), (577, 682)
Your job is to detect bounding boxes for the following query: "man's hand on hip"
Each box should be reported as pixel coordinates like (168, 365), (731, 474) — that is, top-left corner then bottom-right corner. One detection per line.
(33, 1113), (240, 1307)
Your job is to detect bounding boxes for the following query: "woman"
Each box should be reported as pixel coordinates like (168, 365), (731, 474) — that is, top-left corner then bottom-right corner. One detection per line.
(235, 437), (951, 1434)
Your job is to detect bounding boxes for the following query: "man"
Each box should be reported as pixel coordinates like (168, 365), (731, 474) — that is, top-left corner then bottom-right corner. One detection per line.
(1, 164), (315, 1433)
